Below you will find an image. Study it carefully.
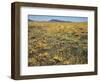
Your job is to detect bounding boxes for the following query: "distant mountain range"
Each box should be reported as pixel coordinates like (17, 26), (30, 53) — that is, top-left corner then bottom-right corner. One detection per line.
(28, 19), (72, 22)
(49, 19), (71, 22)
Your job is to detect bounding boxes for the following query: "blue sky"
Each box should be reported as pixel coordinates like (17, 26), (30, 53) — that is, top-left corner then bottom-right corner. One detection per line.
(28, 15), (88, 22)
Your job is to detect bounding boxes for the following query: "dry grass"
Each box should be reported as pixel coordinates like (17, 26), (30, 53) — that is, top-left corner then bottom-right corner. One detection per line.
(28, 22), (88, 66)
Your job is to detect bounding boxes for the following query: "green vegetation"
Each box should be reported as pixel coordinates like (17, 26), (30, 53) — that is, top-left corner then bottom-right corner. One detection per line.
(28, 22), (88, 66)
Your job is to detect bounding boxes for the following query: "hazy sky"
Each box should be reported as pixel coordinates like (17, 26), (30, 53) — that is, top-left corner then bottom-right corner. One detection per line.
(28, 15), (88, 22)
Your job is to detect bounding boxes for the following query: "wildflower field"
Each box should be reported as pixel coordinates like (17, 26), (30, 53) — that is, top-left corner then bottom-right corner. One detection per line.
(28, 21), (88, 66)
